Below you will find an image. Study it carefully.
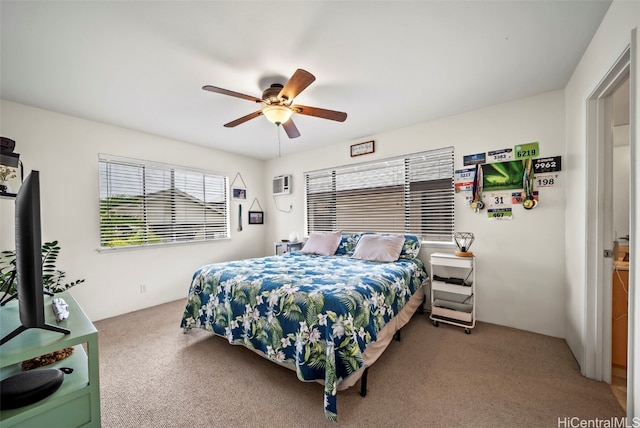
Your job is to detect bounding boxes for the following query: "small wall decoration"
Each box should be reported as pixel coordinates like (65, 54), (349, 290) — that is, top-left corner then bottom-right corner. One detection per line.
(511, 191), (539, 204)
(350, 140), (375, 157)
(481, 160), (524, 192)
(535, 173), (560, 188)
(454, 167), (476, 194)
(486, 148), (513, 163)
(533, 156), (561, 188)
(463, 152), (486, 166)
(521, 158), (537, 209)
(232, 188), (247, 200)
(487, 208), (513, 220)
(230, 172), (247, 200)
(486, 192), (513, 220)
(514, 142), (539, 159)
(458, 143), (557, 220)
(469, 164), (485, 213)
(248, 197), (264, 224)
(533, 156), (561, 173)
(248, 211), (264, 224)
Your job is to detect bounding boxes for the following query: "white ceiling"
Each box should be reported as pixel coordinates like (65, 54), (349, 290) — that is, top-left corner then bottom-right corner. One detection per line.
(0, 1), (612, 160)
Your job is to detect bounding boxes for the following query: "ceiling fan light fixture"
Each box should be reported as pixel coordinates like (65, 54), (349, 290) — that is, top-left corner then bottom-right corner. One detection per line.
(262, 105), (292, 125)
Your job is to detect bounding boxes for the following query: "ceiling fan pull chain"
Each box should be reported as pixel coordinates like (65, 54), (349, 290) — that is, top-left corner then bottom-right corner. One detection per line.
(278, 125), (282, 158)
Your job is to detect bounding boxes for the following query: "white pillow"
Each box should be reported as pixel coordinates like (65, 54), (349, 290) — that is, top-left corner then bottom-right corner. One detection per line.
(351, 234), (405, 262)
(300, 231), (342, 256)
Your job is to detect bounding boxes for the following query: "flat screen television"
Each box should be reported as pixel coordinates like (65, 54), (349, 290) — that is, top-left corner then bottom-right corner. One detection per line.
(0, 170), (70, 345)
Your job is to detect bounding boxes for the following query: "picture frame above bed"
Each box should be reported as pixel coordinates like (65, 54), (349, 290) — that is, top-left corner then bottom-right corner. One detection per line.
(350, 140), (375, 157)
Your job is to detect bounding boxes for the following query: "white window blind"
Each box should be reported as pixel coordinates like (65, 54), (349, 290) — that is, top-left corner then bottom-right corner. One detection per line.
(304, 147), (454, 242)
(99, 155), (229, 248)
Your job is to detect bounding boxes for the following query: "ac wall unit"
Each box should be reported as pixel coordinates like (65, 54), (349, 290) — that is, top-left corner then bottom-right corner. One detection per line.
(273, 175), (292, 195)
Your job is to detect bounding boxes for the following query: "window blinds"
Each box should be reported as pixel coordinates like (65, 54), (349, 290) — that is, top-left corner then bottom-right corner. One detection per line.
(99, 155), (229, 248)
(304, 147), (454, 242)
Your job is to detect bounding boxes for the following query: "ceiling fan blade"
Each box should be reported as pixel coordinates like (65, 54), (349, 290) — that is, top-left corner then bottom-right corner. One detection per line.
(278, 69), (316, 102)
(291, 105), (347, 122)
(282, 119), (301, 139)
(203, 85), (262, 103)
(224, 110), (263, 127)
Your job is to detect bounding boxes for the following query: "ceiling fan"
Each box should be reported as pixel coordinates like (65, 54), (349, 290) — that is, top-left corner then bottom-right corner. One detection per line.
(202, 69), (347, 139)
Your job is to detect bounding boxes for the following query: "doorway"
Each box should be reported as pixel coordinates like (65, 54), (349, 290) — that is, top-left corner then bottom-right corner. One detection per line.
(585, 45), (632, 412)
(611, 76), (631, 411)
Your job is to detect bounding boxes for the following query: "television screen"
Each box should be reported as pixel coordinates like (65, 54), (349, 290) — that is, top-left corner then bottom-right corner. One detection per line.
(15, 170), (45, 327)
(0, 171), (69, 345)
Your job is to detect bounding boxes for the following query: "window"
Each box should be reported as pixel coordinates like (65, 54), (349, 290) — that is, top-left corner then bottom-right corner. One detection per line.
(99, 155), (229, 248)
(304, 147), (454, 242)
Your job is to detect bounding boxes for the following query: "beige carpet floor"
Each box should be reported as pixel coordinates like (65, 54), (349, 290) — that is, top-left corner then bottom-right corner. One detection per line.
(95, 299), (624, 427)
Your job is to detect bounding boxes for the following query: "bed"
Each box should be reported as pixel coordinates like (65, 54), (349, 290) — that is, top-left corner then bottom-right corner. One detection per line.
(180, 232), (428, 422)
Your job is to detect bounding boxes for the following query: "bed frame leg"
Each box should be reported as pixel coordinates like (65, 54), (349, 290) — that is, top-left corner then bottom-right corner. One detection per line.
(394, 328), (402, 341)
(360, 367), (369, 397)
(418, 295), (425, 314)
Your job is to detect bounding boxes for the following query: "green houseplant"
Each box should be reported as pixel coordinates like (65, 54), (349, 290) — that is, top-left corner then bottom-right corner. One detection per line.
(0, 240), (85, 298)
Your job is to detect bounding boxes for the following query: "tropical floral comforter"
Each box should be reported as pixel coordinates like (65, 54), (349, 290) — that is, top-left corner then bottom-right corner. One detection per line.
(180, 252), (428, 421)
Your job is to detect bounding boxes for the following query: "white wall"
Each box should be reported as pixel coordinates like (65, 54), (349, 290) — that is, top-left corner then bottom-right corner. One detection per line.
(265, 90), (567, 338)
(0, 100), (266, 321)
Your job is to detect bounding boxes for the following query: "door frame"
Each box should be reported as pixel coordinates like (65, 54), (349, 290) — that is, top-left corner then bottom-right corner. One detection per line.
(585, 37), (635, 415)
(585, 48), (629, 382)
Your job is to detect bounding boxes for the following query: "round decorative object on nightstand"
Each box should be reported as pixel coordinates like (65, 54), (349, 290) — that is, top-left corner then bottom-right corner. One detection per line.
(0, 368), (65, 410)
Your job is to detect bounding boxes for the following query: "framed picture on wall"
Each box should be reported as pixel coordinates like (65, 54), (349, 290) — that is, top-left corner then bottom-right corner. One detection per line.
(248, 211), (264, 224)
(482, 161), (525, 192)
(232, 187), (247, 200)
(350, 140), (375, 157)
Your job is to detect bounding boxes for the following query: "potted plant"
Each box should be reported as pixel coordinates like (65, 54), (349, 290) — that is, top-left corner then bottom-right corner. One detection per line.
(0, 240), (85, 303)
(0, 241), (85, 369)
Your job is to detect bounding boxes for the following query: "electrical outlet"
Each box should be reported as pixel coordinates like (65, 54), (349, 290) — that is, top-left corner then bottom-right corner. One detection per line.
(140, 284), (147, 293)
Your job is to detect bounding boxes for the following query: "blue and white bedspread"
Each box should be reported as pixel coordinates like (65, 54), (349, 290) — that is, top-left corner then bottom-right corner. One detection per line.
(180, 252), (428, 421)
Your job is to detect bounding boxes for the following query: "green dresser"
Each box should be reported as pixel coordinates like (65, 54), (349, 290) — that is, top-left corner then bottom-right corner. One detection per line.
(0, 291), (100, 427)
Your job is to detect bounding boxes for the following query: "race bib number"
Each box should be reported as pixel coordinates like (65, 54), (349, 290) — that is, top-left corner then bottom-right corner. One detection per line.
(535, 173), (560, 188)
(514, 142), (539, 159)
(487, 149), (513, 163)
(534, 156), (561, 173)
(488, 208), (512, 220)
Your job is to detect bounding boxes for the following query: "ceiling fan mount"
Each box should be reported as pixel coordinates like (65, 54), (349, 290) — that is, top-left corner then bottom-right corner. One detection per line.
(262, 83), (286, 105)
(203, 69), (347, 139)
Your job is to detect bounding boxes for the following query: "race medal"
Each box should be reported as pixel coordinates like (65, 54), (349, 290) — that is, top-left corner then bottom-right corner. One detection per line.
(470, 164), (484, 213)
(521, 158), (536, 210)
(523, 197), (535, 210)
